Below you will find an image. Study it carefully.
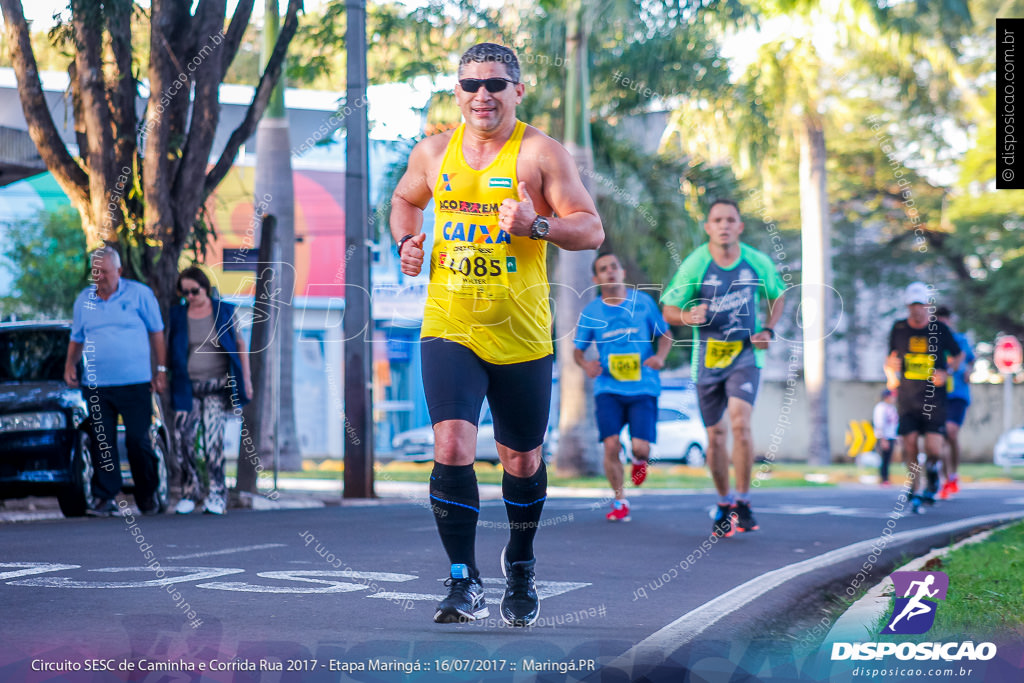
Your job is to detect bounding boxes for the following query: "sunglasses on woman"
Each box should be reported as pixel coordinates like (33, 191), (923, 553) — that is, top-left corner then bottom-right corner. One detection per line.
(459, 77), (518, 93)
(182, 288), (203, 296)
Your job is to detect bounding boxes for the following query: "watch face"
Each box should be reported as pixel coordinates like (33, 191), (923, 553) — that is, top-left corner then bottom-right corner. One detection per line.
(532, 217), (550, 239)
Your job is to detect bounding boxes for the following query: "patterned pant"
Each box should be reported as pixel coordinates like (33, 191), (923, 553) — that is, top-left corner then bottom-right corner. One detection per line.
(175, 377), (229, 501)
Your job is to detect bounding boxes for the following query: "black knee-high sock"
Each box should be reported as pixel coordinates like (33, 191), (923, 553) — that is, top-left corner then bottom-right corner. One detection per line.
(503, 461), (547, 563)
(429, 462), (480, 577)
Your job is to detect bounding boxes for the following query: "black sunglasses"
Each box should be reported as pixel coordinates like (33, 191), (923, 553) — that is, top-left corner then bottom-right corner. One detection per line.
(182, 287), (202, 296)
(459, 77), (518, 93)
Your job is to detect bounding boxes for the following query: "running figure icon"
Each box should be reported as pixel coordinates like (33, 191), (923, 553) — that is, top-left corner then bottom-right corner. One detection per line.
(886, 575), (939, 631)
(882, 570), (948, 634)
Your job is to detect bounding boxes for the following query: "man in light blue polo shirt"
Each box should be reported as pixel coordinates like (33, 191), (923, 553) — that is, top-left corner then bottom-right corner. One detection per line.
(573, 252), (672, 522)
(64, 246), (167, 516)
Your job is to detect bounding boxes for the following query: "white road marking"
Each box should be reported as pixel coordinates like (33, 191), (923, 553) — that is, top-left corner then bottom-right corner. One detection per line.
(606, 509), (1024, 676)
(8, 566), (244, 588)
(166, 543), (286, 559)
(197, 570), (418, 594)
(760, 505), (890, 518)
(0, 562), (80, 580)
(369, 579), (591, 602)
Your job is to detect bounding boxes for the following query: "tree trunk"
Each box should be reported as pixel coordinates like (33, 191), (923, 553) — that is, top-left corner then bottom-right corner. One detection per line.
(554, 1), (600, 477)
(799, 116), (832, 465)
(253, 0), (302, 471)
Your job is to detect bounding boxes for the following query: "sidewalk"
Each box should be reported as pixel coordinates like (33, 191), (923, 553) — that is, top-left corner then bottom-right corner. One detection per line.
(0, 473), (710, 522)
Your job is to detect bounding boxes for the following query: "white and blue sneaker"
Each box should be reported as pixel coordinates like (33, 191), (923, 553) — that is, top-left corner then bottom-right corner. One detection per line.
(434, 563), (488, 624)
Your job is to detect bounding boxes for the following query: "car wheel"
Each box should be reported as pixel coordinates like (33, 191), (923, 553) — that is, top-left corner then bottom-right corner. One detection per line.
(151, 427), (170, 513)
(684, 443), (705, 467)
(58, 430), (93, 517)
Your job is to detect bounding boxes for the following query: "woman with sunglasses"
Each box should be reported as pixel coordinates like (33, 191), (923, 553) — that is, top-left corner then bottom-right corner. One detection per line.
(167, 266), (252, 514)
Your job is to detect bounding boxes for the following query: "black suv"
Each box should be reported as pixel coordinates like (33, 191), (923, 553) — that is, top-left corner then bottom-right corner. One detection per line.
(0, 321), (170, 516)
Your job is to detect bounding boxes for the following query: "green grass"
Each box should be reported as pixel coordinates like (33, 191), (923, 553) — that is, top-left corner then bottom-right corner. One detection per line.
(254, 460), (838, 489)
(234, 460), (1024, 490)
(870, 521), (1024, 642)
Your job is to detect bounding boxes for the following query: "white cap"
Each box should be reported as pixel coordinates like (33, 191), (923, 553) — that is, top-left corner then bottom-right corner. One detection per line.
(904, 282), (932, 306)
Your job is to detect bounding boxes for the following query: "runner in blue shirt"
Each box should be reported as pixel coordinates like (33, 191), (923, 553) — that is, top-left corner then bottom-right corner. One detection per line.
(573, 252), (672, 522)
(936, 306), (973, 498)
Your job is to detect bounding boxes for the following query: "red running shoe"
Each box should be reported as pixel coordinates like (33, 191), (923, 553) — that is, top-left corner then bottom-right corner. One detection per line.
(631, 461), (648, 486)
(606, 502), (631, 522)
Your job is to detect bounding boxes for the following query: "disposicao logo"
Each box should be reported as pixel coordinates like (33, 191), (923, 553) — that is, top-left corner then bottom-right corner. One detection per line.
(883, 571), (948, 635)
(830, 570), (997, 662)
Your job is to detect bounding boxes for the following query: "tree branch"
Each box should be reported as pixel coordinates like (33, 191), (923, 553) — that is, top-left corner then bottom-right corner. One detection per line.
(72, 0), (119, 240)
(105, 0), (137, 179)
(0, 0), (89, 209)
(203, 0), (303, 198)
(143, 0), (192, 245)
(221, 0), (255, 82)
(172, 0), (228, 243)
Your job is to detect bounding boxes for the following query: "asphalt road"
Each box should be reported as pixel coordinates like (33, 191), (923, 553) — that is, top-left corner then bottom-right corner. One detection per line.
(2, 485), (1024, 682)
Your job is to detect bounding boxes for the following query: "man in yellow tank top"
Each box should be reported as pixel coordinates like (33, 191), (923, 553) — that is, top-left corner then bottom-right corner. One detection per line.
(390, 43), (603, 626)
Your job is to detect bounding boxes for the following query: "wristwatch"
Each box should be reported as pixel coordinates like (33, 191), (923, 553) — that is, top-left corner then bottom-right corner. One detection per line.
(529, 215), (550, 240)
(761, 328), (776, 339)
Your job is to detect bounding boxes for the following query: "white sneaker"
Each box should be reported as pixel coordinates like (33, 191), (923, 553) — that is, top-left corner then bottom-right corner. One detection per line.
(203, 495), (226, 515)
(174, 498), (196, 515)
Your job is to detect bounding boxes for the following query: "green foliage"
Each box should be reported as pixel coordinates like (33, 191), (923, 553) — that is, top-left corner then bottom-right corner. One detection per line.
(517, 0), (738, 132)
(1, 208), (89, 319)
(284, 1), (511, 90)
(590, 119), (738, 288)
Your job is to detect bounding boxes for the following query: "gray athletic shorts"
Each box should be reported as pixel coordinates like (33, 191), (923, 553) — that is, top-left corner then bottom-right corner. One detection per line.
(697, 366), (761, 427)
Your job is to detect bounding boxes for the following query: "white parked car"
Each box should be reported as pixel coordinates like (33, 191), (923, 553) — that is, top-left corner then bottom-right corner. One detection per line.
(619, 395), (707, 467)
(389, 402), (554, 463)
(994, 426), (1024, 467)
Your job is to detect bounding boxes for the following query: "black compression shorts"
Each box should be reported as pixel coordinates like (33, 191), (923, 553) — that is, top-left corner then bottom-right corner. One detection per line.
(420, 337), (553, 453)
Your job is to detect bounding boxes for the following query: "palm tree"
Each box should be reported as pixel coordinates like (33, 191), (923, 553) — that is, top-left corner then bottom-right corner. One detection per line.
(661, 0), (973, 464)
(524, 0), (742, 475)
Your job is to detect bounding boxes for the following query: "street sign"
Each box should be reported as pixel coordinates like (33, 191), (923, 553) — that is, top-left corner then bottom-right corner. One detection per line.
(845, 420), (876, 457)
(994, 335), (1023, 374)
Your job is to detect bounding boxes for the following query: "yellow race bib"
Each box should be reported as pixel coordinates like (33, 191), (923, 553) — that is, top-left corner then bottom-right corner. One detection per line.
(705, 339), (744, 369)
(437, 243), (510, 300)
(608, 353), (642, 382)
(903, 352), (934, 381)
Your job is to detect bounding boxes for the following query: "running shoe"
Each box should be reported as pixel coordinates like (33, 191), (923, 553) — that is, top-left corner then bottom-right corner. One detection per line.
(938, 480), (954, 500)
(920, 490), (936, 506)
(606, 501), (631, 522)
(712, 503), (734, 538)
(203, 494), (226, 515)
(732, 500), (759, 532)
(434, 564), (488, 624)
(86, 497), (119, 517)
(631, 461), (648, 486)
(500, 547), (539, 626)
(949, 477), (960, 494)
(174, 498), (196, 515)
(910, 494), (925, 514)
(925, 464), (941, 499)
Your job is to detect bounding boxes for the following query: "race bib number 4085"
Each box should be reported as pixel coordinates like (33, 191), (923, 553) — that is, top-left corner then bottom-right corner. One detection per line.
(438, 243), (510, 299)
